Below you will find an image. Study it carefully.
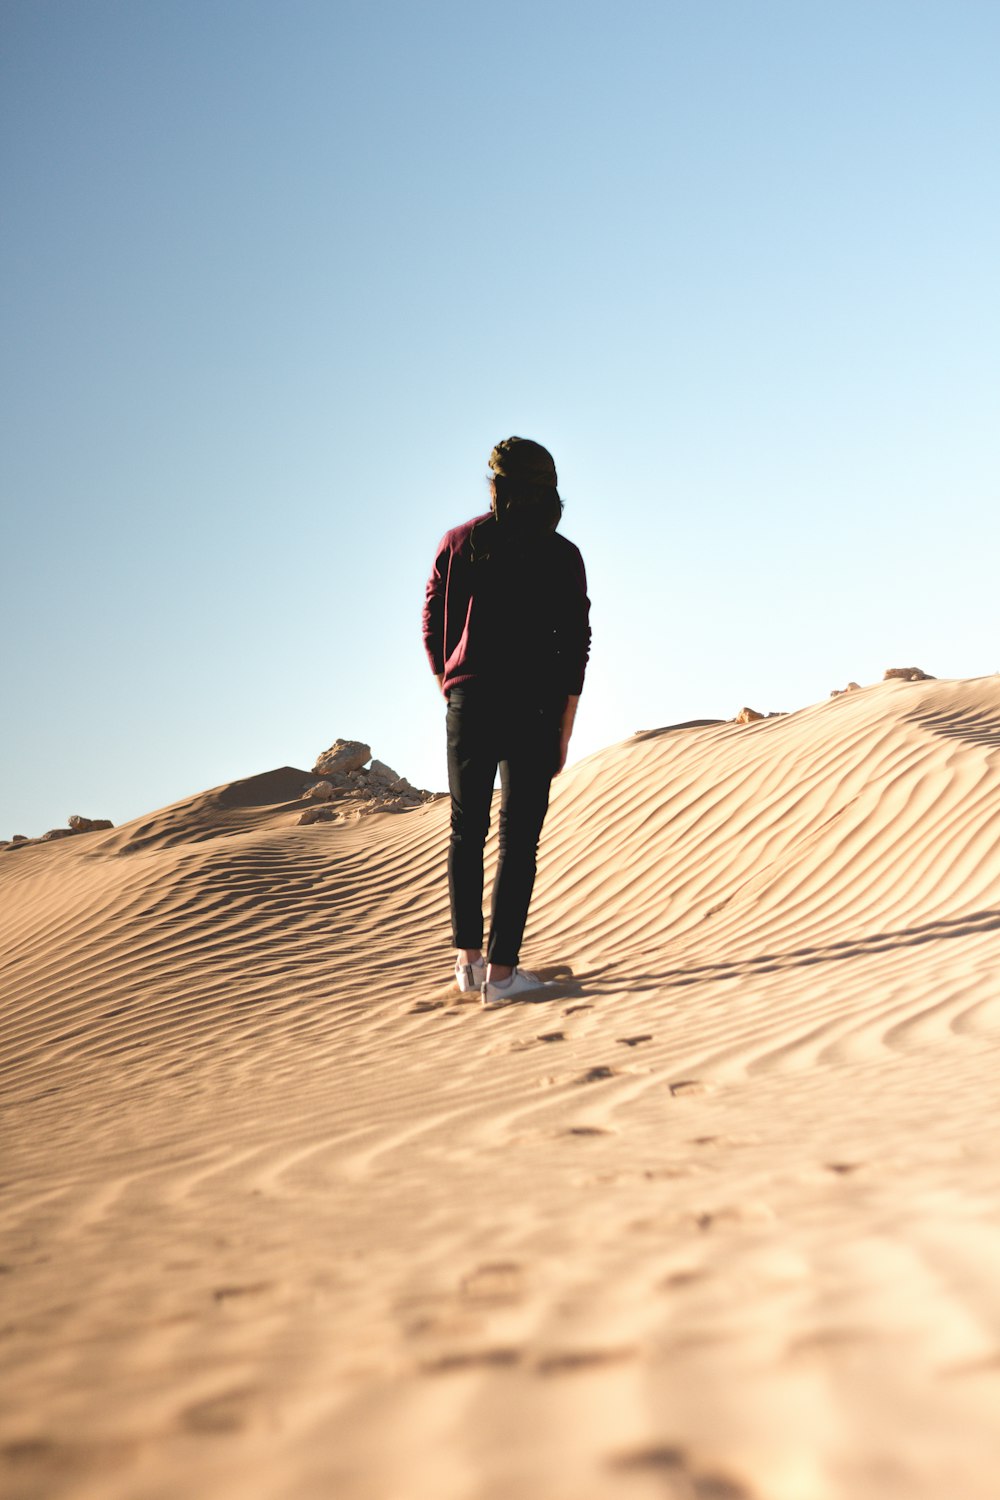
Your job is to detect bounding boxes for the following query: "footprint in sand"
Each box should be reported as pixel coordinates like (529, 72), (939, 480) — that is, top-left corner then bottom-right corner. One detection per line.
(539, 1064), (621, 1088)
(180, 1386), (257, 1434)
(212, 1281), (272, 1303)
(688, 1203), (774, 1231)
(691, 1134), (758, 1149)
(608, 1443), (685, 1472)
(535, 1346), (636, 1375)
(617, 1034), (652, 1047)
(659, 1268), (706, 1290)
(608, 1444), (754, 1497)
(421, 1348), (521, 1373)
(669, 1079), (711, 1096)
(2, 1439), (58, 1463)
(459, 1262), (525, 1306)
(574, 1065), (617, 1084)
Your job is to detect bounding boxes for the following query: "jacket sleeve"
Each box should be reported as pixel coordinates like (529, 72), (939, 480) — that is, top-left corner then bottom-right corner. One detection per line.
(422, 537), (448, 675)
(562, 546), (591, 696)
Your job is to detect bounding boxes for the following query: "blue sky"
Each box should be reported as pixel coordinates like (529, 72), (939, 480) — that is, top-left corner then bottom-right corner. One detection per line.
(2, 0), (998, 838)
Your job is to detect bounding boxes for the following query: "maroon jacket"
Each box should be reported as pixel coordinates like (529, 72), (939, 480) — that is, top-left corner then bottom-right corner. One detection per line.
(423, 513), (591, 698)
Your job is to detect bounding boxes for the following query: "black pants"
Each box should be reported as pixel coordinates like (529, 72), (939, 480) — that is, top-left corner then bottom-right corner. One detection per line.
(446, 684), (563, 967)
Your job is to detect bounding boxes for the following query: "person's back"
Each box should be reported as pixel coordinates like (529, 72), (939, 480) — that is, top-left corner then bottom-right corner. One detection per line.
(423, 437), (591, 1007)
(424, 512), (589, 702)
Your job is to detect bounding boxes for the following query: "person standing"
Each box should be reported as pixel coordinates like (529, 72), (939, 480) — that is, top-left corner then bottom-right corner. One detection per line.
(422, 437), (591, 1007)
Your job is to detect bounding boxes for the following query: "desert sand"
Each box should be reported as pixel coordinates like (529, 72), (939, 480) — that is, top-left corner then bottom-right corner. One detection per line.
(3, 674), (1000, 1500)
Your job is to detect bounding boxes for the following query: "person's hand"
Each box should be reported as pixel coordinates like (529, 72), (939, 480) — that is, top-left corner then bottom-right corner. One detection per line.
(435, 673), (446, 696)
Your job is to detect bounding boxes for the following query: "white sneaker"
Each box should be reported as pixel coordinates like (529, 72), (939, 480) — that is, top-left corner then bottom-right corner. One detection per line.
(481, 967), (550, 1008)
(455, 957), (487, 993)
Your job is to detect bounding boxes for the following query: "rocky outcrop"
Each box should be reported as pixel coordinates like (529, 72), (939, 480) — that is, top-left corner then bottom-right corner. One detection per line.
(302, 781), (335, 803)
(831, 669), (935, 696)
(734, 707), (785, 724)
(4, 743), (438, 846)
(3, 815), (116, 852)
(884, 666), (935, 682)
(299, 743), (439, 825)
(299, 806), (338, 826)
(313, 739), (371, 778)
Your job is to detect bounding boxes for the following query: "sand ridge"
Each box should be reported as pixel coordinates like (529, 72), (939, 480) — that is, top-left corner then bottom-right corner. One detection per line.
(3, 676), (1000, 1499)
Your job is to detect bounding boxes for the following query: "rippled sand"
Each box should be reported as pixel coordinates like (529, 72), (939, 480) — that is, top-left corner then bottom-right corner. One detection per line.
(4, 675), (1000, 1500)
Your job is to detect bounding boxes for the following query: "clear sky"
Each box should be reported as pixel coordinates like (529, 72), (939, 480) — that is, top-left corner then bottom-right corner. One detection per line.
(2, 0), (998, 838)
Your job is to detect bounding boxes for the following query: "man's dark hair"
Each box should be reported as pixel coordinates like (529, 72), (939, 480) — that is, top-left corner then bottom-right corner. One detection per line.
(491, 473), (563, 535)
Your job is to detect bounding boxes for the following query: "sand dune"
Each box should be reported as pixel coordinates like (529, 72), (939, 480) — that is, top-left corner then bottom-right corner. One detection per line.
(3, 675), (1000, 1500)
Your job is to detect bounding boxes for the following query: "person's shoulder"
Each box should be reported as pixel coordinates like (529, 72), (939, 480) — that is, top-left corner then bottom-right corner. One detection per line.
(437, 512), (492, 552)
(550, 530), (585, 566)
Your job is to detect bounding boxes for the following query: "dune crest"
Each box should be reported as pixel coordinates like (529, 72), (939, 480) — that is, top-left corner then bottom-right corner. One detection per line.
(3, 676), (1000, 1500)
